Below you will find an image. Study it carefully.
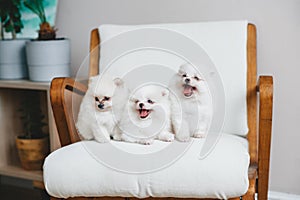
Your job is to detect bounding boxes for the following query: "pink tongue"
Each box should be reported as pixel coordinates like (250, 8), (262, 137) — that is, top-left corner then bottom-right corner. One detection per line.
(183, 85), (193, 95)
(140, 110), (148, 117)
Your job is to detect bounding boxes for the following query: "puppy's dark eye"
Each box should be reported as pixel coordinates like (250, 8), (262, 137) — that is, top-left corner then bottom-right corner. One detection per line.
(147, 99), (154, 104)
(182, 74), (187, 77)
(194, 76), (200, 81)
(104, 96), (110, 101)
(95, 97), (99, 102)
(135, 100), (139, 104)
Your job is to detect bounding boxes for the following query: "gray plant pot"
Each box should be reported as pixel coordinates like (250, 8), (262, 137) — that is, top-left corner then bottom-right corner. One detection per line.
(26, 39), (70, 82)
(0, 39), (29, 79)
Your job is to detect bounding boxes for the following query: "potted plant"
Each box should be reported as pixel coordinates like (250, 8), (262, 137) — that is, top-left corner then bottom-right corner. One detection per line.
(24, 0), (70, 82)
(0, 0), (28, 79)
(16, 91), (49, 170)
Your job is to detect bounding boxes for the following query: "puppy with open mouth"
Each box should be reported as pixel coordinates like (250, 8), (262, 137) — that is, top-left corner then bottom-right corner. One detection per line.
(169, 63), (212, 142)
(118, 84), (174, 145)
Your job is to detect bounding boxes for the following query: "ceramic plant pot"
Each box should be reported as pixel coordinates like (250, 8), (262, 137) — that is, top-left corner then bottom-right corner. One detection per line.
(0, 39), (29, 79)
(26, 39), (70, 82)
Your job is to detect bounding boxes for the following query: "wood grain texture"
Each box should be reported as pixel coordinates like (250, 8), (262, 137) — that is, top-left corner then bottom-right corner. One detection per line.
(50, 78), (72, 146)
(47, 89), (61, 151)
(0, 80), (50, 90)
(89, 28), (100, 77)
(247, 24), (258, 166)
(50, 197), (61, 200)
(33, 180), (45, 189)
(0, 165), (43, 181)
(257, 76), (273, 200)
(242, 168), (257, 200)
(50, 78), (87, 147)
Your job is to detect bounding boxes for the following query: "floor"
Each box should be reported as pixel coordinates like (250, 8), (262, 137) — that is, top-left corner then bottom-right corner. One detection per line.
(0, 184), (49, 200)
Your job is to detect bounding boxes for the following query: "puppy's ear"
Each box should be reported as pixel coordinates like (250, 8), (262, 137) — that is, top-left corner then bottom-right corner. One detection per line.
(114, 78), (123, 87)
(178, 68), (185, 76)
(88, 75), (99, 86)
(162, 89), (169, 97)
(130, 95), (137, 102)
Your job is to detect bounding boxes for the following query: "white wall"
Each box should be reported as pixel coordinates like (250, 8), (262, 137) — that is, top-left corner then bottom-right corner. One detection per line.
(55, 0), (300, 195)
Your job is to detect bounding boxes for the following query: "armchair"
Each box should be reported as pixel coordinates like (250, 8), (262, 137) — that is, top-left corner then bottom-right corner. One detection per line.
(46, 22), (273, 200)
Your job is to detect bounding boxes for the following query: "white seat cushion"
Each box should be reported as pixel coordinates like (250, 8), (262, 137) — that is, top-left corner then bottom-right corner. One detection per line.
(98, 21), (249, 136)
(44, 134), (249, 199)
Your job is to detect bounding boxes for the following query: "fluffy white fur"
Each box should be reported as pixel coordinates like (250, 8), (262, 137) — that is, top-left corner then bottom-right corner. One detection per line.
(117, 85), (174, 145)
(76, 74), (128, 143)
(169, 63), (212, 142)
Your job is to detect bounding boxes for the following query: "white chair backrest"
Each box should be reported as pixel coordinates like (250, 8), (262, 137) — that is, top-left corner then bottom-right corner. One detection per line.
(98, 21), (249, 136)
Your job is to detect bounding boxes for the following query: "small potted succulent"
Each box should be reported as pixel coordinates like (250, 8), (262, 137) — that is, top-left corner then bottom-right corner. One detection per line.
(24, 0), (70, 82)
(0, 0), (28, 79)
(15, 91), (49, 170)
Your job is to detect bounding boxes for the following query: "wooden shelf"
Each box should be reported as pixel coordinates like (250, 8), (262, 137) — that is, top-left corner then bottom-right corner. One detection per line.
(0, 80), (60, 183)
(0, 164), (43, 182)
(0, 80), (50, 90)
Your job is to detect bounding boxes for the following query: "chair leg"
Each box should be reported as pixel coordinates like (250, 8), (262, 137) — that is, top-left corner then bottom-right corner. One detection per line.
(257, 76), (273, 200)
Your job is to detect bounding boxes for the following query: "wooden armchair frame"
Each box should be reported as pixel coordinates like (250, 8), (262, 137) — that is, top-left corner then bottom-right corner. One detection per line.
(49, 24), (273, 200)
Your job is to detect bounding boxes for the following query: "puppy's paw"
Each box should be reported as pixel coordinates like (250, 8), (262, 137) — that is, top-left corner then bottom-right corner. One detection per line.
(175, 129), (190, 142)
(93, 127), (111, 143)
(164, 134), (174, 142)
(112, 133), (122, 141)
(193, 133), (206, 138)
(139, 139), (154, 145)
(176, 134), (190, 142)
(94, 137), (110, 143)
(193, 130), (206, 138)
(111, 127), (123, 141)
(158, 132), (174, 142)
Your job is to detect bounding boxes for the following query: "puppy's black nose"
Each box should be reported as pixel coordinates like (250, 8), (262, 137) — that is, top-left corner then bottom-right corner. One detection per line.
(185, 78), (190, 83)
(139, 103), (144, 108)
(98, 103), (104, 109)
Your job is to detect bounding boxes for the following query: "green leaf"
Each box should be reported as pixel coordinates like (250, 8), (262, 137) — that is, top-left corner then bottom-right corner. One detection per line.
(0, 0), (24, 38)
(4, 24), (13, 32)
(24, 0), (46, 23)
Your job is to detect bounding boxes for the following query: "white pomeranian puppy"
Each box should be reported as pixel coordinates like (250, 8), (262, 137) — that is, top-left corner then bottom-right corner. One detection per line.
(118, 84), (174, 145)
(169, 63), (212, 142)
(76, 74), (128, 143)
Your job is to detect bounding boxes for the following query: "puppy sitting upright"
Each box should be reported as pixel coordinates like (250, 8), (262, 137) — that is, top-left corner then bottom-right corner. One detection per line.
(169, 63), (212, 142)
(118, 84), (174, 145)
(76, 74), (127, 143)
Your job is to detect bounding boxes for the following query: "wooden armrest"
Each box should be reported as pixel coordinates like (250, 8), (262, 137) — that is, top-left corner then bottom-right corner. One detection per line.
(50, 78), (87, 147)
(257, 75), (273, 200)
